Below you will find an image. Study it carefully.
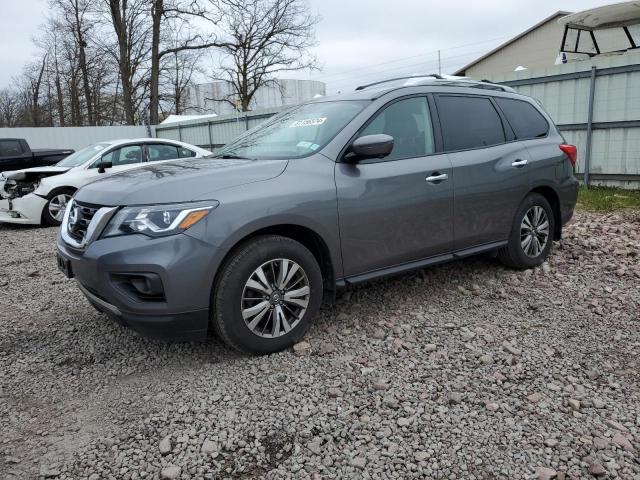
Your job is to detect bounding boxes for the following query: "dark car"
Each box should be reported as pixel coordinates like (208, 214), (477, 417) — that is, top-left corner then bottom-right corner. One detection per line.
(0, 138), (73, 172)
(57, 75), (579, 355)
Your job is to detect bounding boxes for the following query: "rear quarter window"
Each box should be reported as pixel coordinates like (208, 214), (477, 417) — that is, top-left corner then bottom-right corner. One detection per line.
(436, 96), (506, 151)
(0, 140), (23, 156)
(495, 98), (549, 140)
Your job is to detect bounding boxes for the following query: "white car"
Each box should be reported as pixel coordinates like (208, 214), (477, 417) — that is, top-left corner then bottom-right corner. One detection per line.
(0, 138), (211, 226)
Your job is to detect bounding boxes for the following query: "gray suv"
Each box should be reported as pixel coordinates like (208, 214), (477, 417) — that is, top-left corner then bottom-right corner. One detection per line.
(56, 76), (579, 354)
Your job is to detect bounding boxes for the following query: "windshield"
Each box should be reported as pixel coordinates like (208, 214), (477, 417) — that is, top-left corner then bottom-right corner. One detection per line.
(56, 143), (111, 167)
(215, 101), (367, 160)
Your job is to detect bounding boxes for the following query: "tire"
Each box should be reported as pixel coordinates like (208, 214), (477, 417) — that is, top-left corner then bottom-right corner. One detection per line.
(498, 193), (555, 269)
(42, 189), (75, 226)
(212, 235), (323, 354)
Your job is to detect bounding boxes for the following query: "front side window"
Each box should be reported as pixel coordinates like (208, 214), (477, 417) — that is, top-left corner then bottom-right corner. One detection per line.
(360, 97), (435, 161)
(437, 96), (506, 151)
(147, 143), (180, 162)
(92, 145), (143, 168)
(216, 101), (367, 160)
(495, 98), (549, 140)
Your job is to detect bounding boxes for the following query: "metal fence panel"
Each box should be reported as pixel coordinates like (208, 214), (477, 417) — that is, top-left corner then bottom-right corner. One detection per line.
(0, 125), (153, 151)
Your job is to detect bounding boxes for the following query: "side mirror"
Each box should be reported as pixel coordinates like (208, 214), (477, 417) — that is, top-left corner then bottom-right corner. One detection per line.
(345, 134), (394, 162)
(97, 160), (113, 174)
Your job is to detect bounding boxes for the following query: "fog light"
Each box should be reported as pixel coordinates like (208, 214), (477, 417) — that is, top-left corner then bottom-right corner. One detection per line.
(111, 273), (165, 302)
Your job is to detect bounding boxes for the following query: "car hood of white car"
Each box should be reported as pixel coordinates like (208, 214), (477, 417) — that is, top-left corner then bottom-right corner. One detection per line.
(1, 166), (71, 180)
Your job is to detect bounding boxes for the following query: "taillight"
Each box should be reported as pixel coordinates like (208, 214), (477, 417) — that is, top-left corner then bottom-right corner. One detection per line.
(559, 144), (577, 167)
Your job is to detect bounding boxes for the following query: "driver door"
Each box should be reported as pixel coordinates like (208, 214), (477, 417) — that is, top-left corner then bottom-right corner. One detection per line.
(335, 96), (454, 278)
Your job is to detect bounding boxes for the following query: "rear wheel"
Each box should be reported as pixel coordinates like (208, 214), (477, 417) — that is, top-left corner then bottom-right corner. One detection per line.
(498, 193), (554, 269)
(42, 189), (74, 226)
(212, 235), (323, 354)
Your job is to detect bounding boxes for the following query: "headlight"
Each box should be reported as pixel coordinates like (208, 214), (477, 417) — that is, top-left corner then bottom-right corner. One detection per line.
(102, 201), (218, 238)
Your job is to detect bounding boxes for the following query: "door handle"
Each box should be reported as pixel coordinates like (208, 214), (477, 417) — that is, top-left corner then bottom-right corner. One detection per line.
(425, 173), (448, 183)
(511, 159), (528, 168)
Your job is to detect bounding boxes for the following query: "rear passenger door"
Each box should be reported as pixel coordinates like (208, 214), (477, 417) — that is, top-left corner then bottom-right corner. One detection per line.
(434, 94), (532, 250)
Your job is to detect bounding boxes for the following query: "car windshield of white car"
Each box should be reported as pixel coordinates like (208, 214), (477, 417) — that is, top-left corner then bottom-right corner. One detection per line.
(56, 143), (111, 167)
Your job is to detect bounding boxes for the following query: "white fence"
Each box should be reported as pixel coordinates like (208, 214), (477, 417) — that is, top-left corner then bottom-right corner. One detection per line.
(0, 125), (154, 151)
(486, 50), (640, 189)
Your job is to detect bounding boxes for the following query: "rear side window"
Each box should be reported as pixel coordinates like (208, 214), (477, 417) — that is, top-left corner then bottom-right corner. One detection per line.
(147, 143), (180, 162)
(178, 147), (196, 158)
(495, 98), (549, 140)
(437, 96), (505, 151)
(0, 140), (23, 156)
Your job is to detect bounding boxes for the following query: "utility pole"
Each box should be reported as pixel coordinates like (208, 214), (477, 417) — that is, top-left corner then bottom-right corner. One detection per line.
(438, 50), (442, 76)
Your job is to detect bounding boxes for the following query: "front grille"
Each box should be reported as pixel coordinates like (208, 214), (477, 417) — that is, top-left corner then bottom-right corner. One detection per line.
(67, 201), (101, 242)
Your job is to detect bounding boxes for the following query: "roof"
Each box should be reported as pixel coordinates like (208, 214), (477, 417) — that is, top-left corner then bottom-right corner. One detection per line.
(559, 1), (640, 30)
(453, 11), (572, 75)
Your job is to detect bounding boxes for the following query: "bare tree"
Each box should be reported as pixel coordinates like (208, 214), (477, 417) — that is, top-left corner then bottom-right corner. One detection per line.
(148, 0), (221, 123)
(104, 0), (152, 124)
(207, 0), (319, 112)
(0, 89), (20, 127)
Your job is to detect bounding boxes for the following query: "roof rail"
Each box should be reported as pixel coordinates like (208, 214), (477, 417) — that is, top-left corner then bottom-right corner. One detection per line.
(354, 75), (515, 93)
(355, 74), (444, 91)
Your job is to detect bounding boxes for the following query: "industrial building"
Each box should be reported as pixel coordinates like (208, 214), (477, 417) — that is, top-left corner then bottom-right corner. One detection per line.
(185, 79), (326, 115)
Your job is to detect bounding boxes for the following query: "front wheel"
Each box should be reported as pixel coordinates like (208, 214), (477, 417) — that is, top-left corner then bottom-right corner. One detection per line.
(498, 193), (555, 269)
(212, 235), (323, 354)
(42, 189), (75, 226)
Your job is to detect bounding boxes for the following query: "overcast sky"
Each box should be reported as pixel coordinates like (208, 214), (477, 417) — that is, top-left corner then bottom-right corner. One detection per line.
(0, 0), (610, 93)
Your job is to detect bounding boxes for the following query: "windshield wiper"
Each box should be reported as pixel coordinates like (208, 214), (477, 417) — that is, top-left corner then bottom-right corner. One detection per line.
(215, 154), (250, 159)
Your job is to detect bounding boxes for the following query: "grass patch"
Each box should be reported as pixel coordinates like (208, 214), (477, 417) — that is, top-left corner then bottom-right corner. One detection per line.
(576, 186), (640, 211)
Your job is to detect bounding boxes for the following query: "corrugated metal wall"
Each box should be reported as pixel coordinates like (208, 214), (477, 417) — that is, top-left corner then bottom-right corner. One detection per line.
(0, 125), (154, 151)
(486, 50), (640, 187)
(156, 108), (284, 151)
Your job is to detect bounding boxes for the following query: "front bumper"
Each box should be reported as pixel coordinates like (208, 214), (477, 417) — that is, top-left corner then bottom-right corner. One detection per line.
(0, 195), (47, 225)
(57, 231), (224, 341)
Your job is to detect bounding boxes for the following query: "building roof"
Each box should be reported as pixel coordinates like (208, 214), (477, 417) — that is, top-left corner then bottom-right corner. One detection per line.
(453, 11), (572, 75)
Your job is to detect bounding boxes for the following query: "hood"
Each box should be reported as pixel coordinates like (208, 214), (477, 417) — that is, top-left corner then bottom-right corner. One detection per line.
(75, 157), (288, 206)
(1, 166), (70, 181)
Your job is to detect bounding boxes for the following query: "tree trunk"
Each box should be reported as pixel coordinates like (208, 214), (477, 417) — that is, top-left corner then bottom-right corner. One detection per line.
(109, 0), (136, 124)
(149, 0), (162, 125)
(74, 0), (94, 125)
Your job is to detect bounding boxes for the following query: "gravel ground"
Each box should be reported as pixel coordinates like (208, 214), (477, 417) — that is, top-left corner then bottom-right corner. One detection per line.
(0, 210), (639, 480)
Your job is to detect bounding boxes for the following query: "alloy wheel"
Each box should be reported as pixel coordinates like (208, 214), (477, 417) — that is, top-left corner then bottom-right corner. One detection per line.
(48, 194), (72, 222)
(520, 205), (550, 258)
(241, 258), (310, 338)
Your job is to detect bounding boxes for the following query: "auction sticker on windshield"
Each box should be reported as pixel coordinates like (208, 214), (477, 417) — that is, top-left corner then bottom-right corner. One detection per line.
(289, 118), (326, 128)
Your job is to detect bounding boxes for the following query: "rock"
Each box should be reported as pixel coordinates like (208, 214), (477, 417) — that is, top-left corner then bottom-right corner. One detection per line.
(588, 462), (606, 476)
(336, 312), (349, 322)
(159, 436), (172, 455)
(307, 439), (322, 455)
(593, 437), (609, 450)
(460, 329), (476, 341)
(448, 392), (464, 405)
(372, 380), (389, 391)
(535, 466), (557, 480)
(328, 387), (342, 398)
(544, 438), (558, 448)
(479, 354), (494, 365)
(39, 465), (61, 478)
(160, 465), (181, 480)
(350, 456), (366, 469)
(527, 392), (544, 403)
(293, 341), (311, 355)
(318, 342), (336, 355)
(502, 341), (521, 356)
(397, 417), (411, 427)
(372, 328), (386, 340)
(611, 433), (634, 452)
(605, 419), (628, 431)
(486, 402), (499, 411)
(201, 439), (218, 454)
(424, 343), (437, 352)
(567, 399), (580, 410)
(414, 451), (429, 462)
(592, 398), (606, 409)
